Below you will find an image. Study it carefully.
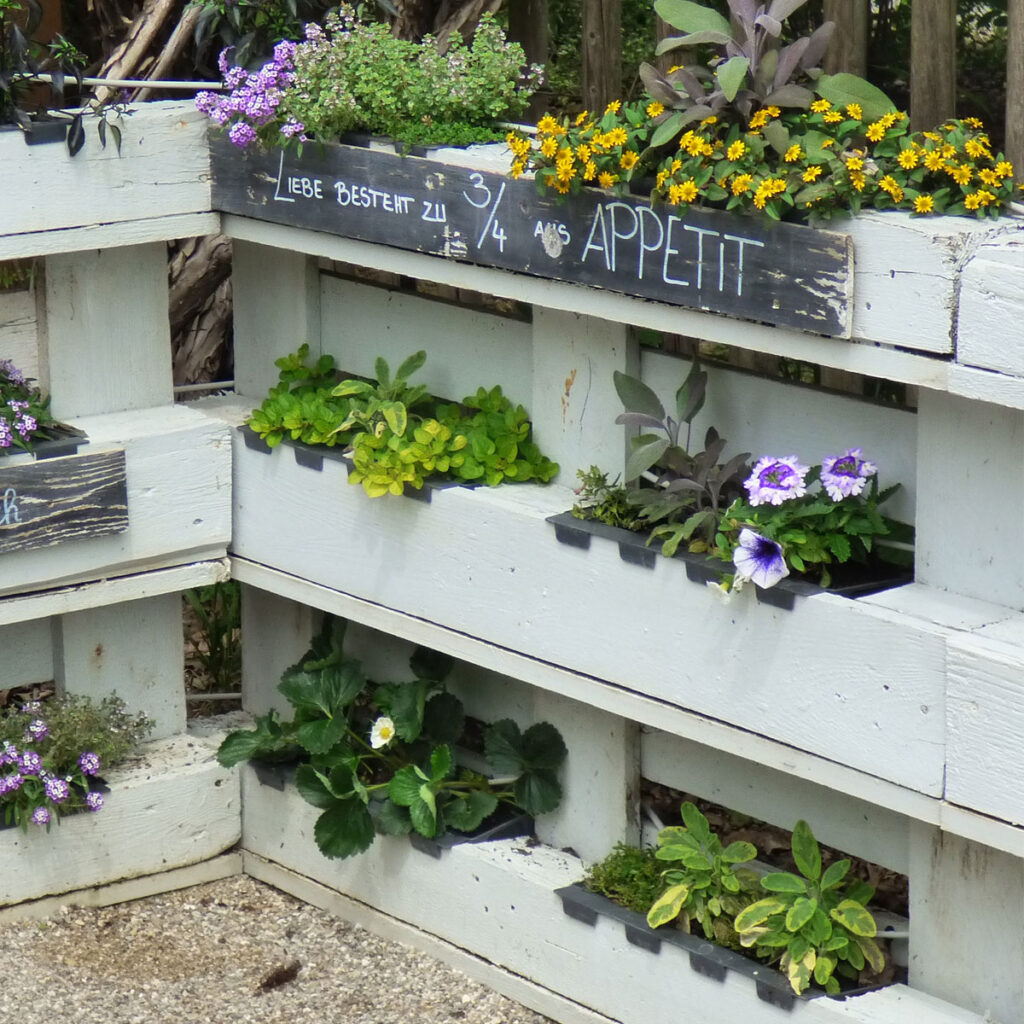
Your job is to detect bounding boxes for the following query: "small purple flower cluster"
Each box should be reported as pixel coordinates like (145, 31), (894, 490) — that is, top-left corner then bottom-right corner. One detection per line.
(0, 398), (37, 449)
(195, 42), (303, 149)
(743, 448), (878, 507)
(0, 359), (25, 387)
(0, 359), (44, 451)
(0, 718), (105, 828)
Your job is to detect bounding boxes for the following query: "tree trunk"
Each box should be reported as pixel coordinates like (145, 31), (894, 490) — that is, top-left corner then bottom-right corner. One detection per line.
(823, 0), (869, 77)
(582, 0), (622, 113)
(94, 0), (181, 105)
(508, 0), (549, 119)
(910, 0), (956, 131)
(1007, 0), (1024, 178)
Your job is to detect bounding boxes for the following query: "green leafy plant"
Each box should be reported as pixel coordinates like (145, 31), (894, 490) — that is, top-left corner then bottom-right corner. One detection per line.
(646, 801), (758, 948)
(584, 843), (664, 914)
(217, 616), (568, 859)
(0, 693), (153, 830)
(183, 581), (242, 691)
(734, 820), (885, 995)
(247, 346), (558, 497)
(571, 467), (645, 532)
(0, 356), (60, 455)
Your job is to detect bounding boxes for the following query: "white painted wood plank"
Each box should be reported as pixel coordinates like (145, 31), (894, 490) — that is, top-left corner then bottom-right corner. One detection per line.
(0, 288), (38, 381)
(230, 434), (948, 794)
(0, 213), (220, 263)
(0, 734), (240, 908)
(0, 852), (243, 924)
(53, 592), (185, 740)
(0, 101), (211, 240)
(641, 728), (910, 875)
(318, 275), (532, 406)
(0, 616), (52, 688)
(642, 350), (918, 522)
(0, 405), (231, 599)
(0, 558), (227, 628)
(223, 217), (955, 397)
(959, 250), (1024, 376)
(231, 551), (943, 832)
(915, 390), (1024, 609)
(946, 361), (1024, 411)
(42, 244), (172, 416)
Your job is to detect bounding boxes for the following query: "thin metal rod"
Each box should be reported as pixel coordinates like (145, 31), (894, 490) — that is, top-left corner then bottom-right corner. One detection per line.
(30, 73), (224, 91)
(173, 381), (236, 394)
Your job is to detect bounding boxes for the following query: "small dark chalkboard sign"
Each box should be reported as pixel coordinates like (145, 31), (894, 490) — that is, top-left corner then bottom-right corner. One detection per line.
(211, 135), (853, 338)
(0, 449), (128, 555)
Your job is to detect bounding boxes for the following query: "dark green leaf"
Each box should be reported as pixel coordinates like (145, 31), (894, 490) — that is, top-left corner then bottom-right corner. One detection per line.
(792, 820), (822, 881)
(388, 766), (422, 807)
(217, 727), (275, 768)
(295, 714), (347, 755)
(374, 797), (413, 835)
(443, 790), (498, 832)
(484, 719), (525, 775)
(514, 768), (562, 815)
(422, 691), (465, 744)
(409, 646), (454, 682)
(313, 800), (375, 859)
(295, 763), (343, 810)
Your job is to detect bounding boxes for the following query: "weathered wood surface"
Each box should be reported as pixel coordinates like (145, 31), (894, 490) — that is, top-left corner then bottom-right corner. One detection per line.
(0, 289), (38, 381)
(0, 101), (211, 242)
(230, 429), (947, 795)
(243, 780), (986, 1024)
(0, 734), (239, 908)
(0, 405), (230, 599)
(211, 135), (854, 338)
(0, 449), (127, 555)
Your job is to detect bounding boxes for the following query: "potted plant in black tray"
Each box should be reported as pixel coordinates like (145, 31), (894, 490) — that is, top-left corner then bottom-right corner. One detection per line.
(0, 357), (86, 459)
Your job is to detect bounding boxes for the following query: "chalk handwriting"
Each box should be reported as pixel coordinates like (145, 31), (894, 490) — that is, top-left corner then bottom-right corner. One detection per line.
(1, 487), (19, 527)
(333, 180), (414, 214)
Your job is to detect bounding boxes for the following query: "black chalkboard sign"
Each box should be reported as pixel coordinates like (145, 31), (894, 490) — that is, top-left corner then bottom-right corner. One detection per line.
(211, 135), (853, 338)
(0, 449), (128, 555)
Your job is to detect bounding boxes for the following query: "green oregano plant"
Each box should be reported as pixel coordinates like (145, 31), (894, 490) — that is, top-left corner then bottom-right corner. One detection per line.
(645, 801), (759, 948)
(734, 819), (884, 995)
(217, 616), (568, 859)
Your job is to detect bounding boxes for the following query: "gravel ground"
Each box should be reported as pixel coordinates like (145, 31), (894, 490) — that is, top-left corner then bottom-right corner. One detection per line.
(0, 874), (556, 1024)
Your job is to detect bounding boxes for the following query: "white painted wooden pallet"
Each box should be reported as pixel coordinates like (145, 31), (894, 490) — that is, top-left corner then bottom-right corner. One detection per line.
(0, 734), (239, 908)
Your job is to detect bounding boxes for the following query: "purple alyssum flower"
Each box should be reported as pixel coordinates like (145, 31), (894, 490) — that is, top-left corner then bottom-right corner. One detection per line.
(25, 719), (48, 742)
(0, 772), (23, 795)
(0, 740), (18, 766)
(85, 791), (104, 812)
(820, 447), (877, 502)
(43, 777), (70, 804)
(733, 528), (789, 589)
(19, 750), (42, 775)
(744, 456), (809, 507)
(30, 806), (50, 826)
(78, 752), (101, 776)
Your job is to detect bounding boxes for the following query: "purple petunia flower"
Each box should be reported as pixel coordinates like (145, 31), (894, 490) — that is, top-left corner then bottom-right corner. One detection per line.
(30, 806), (50, 826)
(85, 791), (104, 812)
(19, 750), (42, 775)
(78, 752), (101, 776)
(733, 528), (789, 589)
(744, 456), (809, 507)
(820, 447), (877, 502)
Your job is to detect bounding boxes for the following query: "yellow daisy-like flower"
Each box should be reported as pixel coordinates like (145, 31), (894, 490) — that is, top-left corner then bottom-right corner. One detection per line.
(537, 115), (560, 135)
(583, 161), (597, 181)
(802, 165), (823, 182)
(678, 179), (698, 202)
(598, 171), (618, 188)
(914, 195), (935, 214)
(730, 173), (753, 195)
(995, 160), (1014, 178)
(605, 100), (622, 114)
(576, 144), (592, 162)
(865, 122), (886, 142)
(821, 138), (836, 149)
(878, 175), (904, 201)
(810, 99), (832, 113)
(606, 126), (629, 146)
(554, 178), (572, 194)
(924, 150), (945, 171)
(923, 131), (942, 142)
(784, 144), (803, 163)
(556, 164), (575, 184)
(620, 150), (639, 170)
(965, 138), (992, 160)
(646, 101), (665, 118)
(845, 156), (864, 172)
(879, 112), (902, 128)
(510, 160), (525, 180)
(823, 110), (842, 124)
(656, 169), (669, 188)
(978, 189), (997, 206)
(850, 171), (866, 192)
(898, 149), (919, 170)
(701, 115), (718, 127)
(964, 191), (983, 210)
(575, 110), (590, 126)
(700, 140), (714, 157)
(766, 106), (781, 118)
(667, 64), (684, 73)
(670, 158), (682, 174)
(941, 144), (957, 158)
(978, 168), (1000, 186)
(948, 163), (973, 185)
(726, 140), (746, 161)
(846, 103), (863, 120)
(752, 188), (769, 210)
(749, 110), (769, 130)
(963, 116), (985, 129)
(540, 136), (558, 159)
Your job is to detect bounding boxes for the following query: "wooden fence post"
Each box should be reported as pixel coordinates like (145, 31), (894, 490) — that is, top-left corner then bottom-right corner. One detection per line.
(582, 0), (622, 112)
(1007, 0), (1024, 176)
(823, 0), (869, 77)
(910, 0), (957, 130)
(508, 0), (550, 121)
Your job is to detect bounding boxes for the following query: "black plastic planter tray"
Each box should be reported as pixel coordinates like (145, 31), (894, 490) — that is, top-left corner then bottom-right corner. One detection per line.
(547, 511), (911, 612)
(0, 424), (88, 461)
(555, 884), (884, 1011)
(239, 424), (473, 503)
